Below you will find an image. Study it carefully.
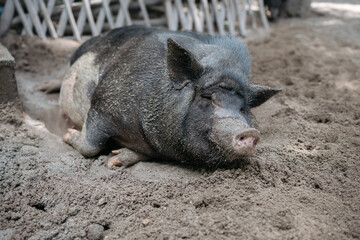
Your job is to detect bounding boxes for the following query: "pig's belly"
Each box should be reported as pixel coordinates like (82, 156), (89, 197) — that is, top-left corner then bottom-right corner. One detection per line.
(59, 52), (100, 128)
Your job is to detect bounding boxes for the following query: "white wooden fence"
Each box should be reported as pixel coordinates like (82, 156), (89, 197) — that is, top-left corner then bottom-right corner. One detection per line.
(0, 0), (269, 40)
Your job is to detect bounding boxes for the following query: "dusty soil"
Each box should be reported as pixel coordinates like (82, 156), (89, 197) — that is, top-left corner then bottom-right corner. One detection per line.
(1, 1), (359, 239)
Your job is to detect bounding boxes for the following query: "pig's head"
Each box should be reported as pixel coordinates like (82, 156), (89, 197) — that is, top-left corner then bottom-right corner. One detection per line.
(165, 38), (281, 166)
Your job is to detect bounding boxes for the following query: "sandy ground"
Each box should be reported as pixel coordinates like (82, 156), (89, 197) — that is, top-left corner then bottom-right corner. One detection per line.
(1, 1), (359, 239)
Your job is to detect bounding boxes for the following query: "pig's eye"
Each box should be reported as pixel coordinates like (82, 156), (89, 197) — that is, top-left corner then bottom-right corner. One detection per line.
(219, 85), (233, 91)
(201, 93), (212, 100)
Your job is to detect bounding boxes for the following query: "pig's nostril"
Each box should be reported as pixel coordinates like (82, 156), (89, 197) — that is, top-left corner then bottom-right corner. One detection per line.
(237, 136), (258, 146)
(232, 128), (261, 156)
(235, 134), (260, 147)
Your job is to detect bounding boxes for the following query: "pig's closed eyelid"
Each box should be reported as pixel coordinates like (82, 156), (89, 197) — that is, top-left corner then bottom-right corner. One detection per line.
(219, 85), (243, 97)
(219, 85), (233, 91)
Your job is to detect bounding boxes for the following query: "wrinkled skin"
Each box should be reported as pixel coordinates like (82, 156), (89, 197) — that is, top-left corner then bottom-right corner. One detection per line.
(60, 26), (281, 167)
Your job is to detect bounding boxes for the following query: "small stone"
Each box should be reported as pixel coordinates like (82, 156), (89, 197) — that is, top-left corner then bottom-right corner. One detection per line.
(142, 218), (150, 226)
(87, 224), (104, 240)
(68, 206), (80, 216)
(97, 198), (107, 206)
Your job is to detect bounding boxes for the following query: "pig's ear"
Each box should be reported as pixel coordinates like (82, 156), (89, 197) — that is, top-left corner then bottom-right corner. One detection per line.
(167, 38), (203, 86)
(249, 85), (282, 108)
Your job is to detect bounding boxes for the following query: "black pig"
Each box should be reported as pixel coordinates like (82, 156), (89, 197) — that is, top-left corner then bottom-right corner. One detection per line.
(60, 26), (281, 167)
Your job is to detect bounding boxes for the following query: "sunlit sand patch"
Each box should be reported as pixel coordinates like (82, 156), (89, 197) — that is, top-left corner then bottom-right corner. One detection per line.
(334, 80), (360, 90)
(312, 2), (360, 19)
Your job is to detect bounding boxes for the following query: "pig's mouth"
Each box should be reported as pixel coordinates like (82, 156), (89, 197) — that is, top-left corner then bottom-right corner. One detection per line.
(233, 128), (260, 157)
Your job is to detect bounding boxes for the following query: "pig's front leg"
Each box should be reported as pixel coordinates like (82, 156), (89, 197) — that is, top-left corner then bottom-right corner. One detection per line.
(108, 148), (148, 168)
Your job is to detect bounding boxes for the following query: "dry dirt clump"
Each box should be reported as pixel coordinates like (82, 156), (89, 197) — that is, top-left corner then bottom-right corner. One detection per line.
(0, 1), (359, 239)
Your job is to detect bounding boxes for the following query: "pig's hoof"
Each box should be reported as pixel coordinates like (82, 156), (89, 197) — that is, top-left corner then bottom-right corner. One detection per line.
(63, 128), (80, 145)
(107, 148), (148, 168)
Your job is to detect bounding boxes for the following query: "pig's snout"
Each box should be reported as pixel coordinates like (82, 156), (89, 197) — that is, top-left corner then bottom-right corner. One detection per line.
(211, 118), (261, 161)
(233, 129), (260, 156)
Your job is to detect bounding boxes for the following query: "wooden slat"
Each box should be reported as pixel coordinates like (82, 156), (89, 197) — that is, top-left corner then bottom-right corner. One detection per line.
(27, 0), (41, 37)
(63, 0), (82, 40)
(96, 8), (106, 33)
(21, 0), (36, 36)
(198, 4), (206, 30)
(175, 0), (191, 30)
(201, 0), (214, 34)
(247, 0), (257, 29)
(83, 0), (98, 36)
(235, 0), (247, 36)
(186, 5), (194, 30)
(258, 0), (269, 30)
(1, 0), (270, 40)
(231, 0), (238, 35)
(41, 0), (56, 33)
(165, 0), (176, 30)
(116, 0), (132, 27)
(172, 4), (179, 30)
(77, 4), (87, 35)
(212, 0), (225, 35)
(224, 0), (235, 36)
(120, 0), (132, 26)
(102, 0), (115, 29)
(138, 0), (151, 27)
(219, 1), (226, 34)
(57, 0), (74, 37)
(39, 0), (58, 38)
(115, 3), (125, 27)
(13, 0), (33, 36)
(188, 0), (203, 32)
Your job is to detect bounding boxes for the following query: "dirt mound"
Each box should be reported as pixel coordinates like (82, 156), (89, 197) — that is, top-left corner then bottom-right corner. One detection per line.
(0, 2), (359, 239)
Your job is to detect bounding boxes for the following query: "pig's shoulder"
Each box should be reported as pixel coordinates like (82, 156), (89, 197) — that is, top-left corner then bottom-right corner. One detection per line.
(70, 26), (159, 65)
